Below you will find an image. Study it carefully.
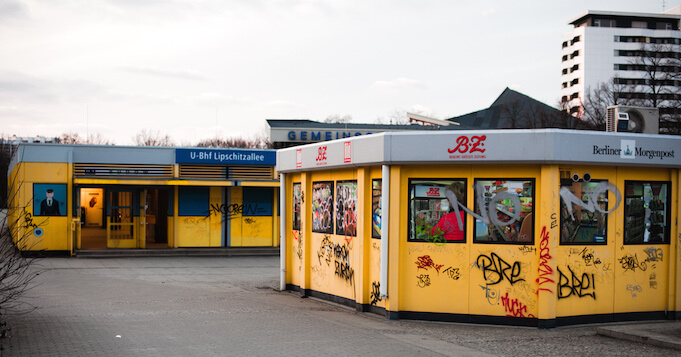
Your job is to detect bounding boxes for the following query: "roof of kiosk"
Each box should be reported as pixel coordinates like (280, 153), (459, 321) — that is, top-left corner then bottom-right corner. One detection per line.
(276, 129), (681, 172)
(9, 144), (277, 175)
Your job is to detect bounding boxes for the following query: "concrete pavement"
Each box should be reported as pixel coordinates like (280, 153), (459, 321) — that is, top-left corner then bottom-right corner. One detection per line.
(3, 256), (681, 356)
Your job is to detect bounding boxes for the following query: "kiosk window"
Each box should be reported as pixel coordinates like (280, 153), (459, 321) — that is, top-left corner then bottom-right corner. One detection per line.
(311, 181), (334, 234)
(560, 180), (608, 245)
(292, 183), (301, 231)
(624, 181), (670, 244)
(335, 181), (357, 237)
(371, 180), (382, 239)
(473, 179), (534, 244)
(408, 179), (467, 243)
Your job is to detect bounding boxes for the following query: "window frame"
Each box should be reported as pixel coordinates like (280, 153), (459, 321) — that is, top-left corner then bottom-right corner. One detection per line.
(292, 182), (301, 231)
(371, 179), (382, 239)
(335, 180), (358, 237)
(407, 178), (468, 244)
(311, 181), (334, 234)
(623, 180), (671, 245)
(472, 178), (535, 245)
(559, 179), (610, 246)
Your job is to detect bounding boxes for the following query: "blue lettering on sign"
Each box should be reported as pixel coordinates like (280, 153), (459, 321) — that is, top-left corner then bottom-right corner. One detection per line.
(311, 132), (321, 140)
(288, 131), (296, 140)
(354, 132), (361, 136)
(325, 132), (332, 140)
(301, 131), (307, 140)
(176, 148), (276, 166)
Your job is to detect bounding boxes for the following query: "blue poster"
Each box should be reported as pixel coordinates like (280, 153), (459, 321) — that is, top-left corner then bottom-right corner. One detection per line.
(33, 183), (67, 216)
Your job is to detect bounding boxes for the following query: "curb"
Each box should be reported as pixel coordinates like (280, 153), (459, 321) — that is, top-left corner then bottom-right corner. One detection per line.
(597, 326), (681, 351)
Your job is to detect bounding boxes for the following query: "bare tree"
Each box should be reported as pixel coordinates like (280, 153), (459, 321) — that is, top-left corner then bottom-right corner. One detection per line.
(196, 134), (272, 149)
(58, 132), (114, 145)
(581, 79), (628, 131)
(0, 173), (48, 347)
(375, 108), (410, 125)
(323, 114), (353, 124)
(132, 129), (174, 147)
(501, 99), (525, 129)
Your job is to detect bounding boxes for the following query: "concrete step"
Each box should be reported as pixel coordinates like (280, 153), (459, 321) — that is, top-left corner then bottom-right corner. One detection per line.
(74, 247), (280, 258)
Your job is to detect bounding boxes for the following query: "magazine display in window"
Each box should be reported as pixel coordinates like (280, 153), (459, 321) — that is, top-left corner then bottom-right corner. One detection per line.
(560, 180), (608, 244)
(474, 179), (534, 243)
(624, 181), (669, 244)
(409, 179), (466, 243)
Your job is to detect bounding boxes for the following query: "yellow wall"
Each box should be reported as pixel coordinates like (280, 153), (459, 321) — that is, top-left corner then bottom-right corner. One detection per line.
(177, 187), (222, 247)
(229, 187), (276, 247)
(9, 162), (70, 251)
(284, 163), (681, 325)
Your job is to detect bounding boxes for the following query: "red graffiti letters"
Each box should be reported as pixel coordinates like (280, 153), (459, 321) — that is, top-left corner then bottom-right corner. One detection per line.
(501, 292), (535, 318)
(415, 255), (444, 274)
(536, 226), (554, 294)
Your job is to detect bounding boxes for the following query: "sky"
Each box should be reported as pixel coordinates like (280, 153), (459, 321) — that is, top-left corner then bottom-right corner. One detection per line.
(0, 0), (677, 145)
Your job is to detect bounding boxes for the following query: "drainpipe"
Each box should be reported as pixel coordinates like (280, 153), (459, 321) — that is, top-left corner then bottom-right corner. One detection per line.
(380, 165), (390, 298)
(279, 172), (287, 291)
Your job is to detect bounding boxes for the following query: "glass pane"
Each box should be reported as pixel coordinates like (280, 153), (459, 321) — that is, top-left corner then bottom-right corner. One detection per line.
(311, 182), (333, 234)
(473, 179), (534, 244)
(560, 180), (608, 244)
(292, 183), (301, 231)
(624, 182), (669, 244)
(371, 180), (382, 239)
(409, 179), (466, 243)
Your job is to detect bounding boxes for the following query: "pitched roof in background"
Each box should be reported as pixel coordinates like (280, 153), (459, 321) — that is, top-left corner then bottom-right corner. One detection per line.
(447, 87), (586, 130)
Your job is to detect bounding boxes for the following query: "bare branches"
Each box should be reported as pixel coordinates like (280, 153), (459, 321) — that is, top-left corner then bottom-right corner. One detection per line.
(0, 173), (46, 317)
(132, 129), (175, 147)
(58, 132), (114, 145)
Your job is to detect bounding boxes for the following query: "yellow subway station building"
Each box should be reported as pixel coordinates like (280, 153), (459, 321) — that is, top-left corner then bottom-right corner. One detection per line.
(276, 129), (681, 327)
(9, 144), (279, 254)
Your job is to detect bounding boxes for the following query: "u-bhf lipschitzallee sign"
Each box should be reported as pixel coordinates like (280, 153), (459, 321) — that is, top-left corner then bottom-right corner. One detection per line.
(175, 148), (276, 166)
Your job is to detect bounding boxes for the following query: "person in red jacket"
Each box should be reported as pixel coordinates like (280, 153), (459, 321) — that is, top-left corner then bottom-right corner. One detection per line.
(433, 182), (466, 241)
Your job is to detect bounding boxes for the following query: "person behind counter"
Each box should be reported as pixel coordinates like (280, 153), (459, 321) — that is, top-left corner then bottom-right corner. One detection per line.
(432, 182), (466, 241)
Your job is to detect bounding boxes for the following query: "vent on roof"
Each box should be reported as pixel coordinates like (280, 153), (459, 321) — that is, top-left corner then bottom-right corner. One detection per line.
(178, 165), (276, 180)
(228, 166), (276, 180)
(179, 165), (226, 180)
(74, 164), (173, 178)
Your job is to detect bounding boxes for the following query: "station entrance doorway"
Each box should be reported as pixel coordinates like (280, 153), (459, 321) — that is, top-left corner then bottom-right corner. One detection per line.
(77, 187), (170, 249)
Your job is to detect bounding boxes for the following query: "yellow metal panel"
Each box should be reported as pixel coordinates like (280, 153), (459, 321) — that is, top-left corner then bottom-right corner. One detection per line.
(365, 166), (386, 308)
(230, 187), (243, 247)
(614, 167), (673, 314)
(241, 217), (273, 246)
(24, 163), (68, 183)
(209, 187), (222, 247)
(289, 173), (303, 288)
(306, 169), (359, 301)
(177, 216), (211, 247)
(555, 165), (617, 318)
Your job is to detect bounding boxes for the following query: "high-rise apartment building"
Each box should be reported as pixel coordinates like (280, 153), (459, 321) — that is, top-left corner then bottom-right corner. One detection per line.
(561, 6), (681, 118)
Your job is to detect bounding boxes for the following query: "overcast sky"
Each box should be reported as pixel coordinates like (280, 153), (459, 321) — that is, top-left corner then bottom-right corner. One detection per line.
(0, 0), (676, 145)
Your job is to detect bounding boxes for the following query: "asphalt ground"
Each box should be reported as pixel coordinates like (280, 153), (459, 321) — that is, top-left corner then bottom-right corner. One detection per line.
(3, 256), (681, 357)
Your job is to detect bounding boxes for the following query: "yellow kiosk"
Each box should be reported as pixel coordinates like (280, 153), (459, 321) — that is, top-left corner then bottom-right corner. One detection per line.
(277, 129), (680, 327)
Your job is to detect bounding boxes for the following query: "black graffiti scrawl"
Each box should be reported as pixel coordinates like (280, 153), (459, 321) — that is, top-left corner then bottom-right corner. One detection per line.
(557, 266), (596, 299)
(476, 252), (525, 286)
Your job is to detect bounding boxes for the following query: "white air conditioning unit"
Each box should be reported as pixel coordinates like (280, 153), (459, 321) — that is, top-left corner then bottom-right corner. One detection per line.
(606, 106), (659, 134)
